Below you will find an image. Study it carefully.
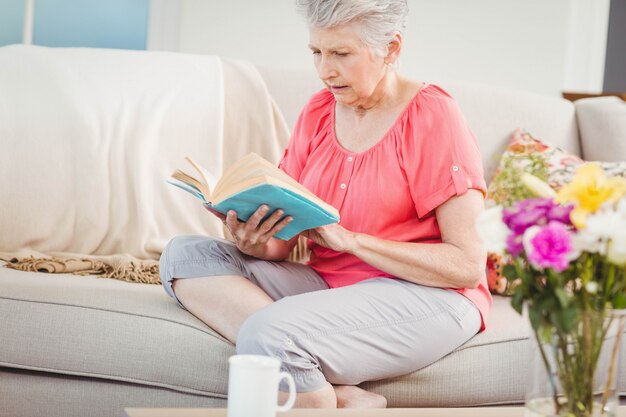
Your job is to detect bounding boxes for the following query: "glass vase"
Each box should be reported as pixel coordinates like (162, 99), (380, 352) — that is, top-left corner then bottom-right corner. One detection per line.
(525, 310), (625, 417)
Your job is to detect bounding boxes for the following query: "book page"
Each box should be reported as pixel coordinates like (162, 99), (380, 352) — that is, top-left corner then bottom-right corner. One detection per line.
(185, 156), (219, 200)
(171, 169), (209, 198)
(214, 153), (319, 203)
(212, 174), (339, 217)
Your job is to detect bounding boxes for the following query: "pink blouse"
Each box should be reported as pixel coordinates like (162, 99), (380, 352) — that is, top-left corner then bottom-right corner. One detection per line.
(278, 85), (492, 331)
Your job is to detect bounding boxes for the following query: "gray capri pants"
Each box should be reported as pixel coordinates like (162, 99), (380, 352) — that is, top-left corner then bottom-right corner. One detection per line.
(160, 235), (481, 393)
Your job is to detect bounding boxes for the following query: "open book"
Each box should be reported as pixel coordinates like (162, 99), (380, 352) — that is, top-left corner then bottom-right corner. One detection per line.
(167, 153), (340, 240)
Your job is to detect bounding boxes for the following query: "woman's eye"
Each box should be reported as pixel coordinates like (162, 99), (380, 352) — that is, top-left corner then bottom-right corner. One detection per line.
(335, 52), (348, 57)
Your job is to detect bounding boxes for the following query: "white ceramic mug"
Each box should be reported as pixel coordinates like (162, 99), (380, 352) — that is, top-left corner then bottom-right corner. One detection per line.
(227, 354), (297, 417)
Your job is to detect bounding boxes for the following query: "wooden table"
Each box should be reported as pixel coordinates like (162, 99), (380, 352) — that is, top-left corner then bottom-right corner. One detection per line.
(124, 407), (624, 417)
(125, 409), (526, 417)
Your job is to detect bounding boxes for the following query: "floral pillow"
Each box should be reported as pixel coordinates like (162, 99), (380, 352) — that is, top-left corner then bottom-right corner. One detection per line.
(485, 128), (626, 295)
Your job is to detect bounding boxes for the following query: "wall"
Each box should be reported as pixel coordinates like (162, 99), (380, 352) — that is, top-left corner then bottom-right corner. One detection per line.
(0, 0), (25, 45)
(0, 0), (149, 50)
(604, 0), (626, 91)
(173, 0), (578, 97)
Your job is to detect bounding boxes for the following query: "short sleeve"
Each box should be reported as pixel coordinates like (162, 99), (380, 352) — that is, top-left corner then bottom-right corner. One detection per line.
(278, 89), (333, 181)
(404, 86), (487, 218)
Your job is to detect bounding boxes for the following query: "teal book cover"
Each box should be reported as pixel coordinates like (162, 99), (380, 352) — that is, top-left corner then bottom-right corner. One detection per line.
(209, 183), (339, 240)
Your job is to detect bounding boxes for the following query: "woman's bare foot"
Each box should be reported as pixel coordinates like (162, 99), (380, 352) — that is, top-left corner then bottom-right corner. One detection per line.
(333, 385), (387, 408)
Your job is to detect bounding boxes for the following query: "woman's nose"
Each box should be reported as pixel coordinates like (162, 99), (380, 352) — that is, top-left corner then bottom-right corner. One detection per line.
(317, 57), (337, 80)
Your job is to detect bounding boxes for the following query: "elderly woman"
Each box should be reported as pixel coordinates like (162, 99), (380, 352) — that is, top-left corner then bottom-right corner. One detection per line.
(160, 0), (491, 409)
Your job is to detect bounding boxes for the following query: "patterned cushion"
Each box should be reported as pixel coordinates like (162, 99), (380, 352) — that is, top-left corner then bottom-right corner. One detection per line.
(485, 128), (626, 295)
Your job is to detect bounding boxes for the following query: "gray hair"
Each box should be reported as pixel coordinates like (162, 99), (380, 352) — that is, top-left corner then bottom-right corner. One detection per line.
(296, 0), (409, 56)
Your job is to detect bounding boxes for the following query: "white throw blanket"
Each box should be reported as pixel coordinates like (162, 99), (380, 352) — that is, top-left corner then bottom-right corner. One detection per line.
(0, 46), (291, 282)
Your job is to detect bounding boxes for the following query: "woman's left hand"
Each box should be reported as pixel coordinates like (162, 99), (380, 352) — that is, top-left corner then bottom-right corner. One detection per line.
(302, 223), (356, 253)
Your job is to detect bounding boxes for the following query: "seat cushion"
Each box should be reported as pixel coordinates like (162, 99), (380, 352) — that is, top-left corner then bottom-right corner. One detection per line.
(0, 263), (233, 399)
(0, 263), (538, 407)
(10, 265), (626, 406)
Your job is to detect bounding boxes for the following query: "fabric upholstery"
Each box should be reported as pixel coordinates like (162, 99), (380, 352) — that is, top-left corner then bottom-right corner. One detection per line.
(0, 264), (233, 397)
(0, 263), (530, 413)
(0, 45), (224, 259)
(0, 368), (225, 417)
(576, 96), (626, 162)
(0, 46), (289, 262)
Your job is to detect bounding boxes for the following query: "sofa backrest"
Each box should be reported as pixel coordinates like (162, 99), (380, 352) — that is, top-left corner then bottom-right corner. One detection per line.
(258, 67), (581, 181)
(575, 96), (626, 162)
(0, 46), (288, 258)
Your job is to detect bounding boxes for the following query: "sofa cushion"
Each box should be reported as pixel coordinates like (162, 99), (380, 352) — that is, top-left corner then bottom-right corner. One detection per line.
(0, 264), (233, 399)
(0, 264), (529, 407)
(576, 97), (626, 162)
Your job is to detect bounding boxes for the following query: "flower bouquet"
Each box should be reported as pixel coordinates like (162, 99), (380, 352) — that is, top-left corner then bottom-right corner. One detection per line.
(477, 163), (626, 417)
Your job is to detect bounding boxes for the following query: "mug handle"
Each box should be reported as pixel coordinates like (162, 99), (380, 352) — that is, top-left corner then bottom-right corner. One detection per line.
(276, 372), (296, 412)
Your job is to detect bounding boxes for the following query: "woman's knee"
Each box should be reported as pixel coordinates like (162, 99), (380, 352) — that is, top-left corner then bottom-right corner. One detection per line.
(159, 235), (239, 302)
(236, 306), (328, 393)
(236, 307), (286, 356)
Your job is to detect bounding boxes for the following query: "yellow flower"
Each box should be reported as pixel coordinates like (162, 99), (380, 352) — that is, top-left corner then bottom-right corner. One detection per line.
(556, 163), (626, 228)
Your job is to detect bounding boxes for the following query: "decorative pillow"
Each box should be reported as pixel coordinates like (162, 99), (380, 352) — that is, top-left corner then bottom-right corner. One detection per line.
(485, 128), (626, 295)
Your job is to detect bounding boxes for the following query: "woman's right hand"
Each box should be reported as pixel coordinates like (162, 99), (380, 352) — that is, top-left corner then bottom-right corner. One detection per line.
(205, 204), (293, 258)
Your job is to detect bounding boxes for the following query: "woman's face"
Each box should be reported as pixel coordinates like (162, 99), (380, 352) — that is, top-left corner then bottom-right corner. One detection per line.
(308, 22), (388, 108)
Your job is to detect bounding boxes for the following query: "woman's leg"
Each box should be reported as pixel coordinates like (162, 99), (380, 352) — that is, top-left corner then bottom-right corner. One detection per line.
(160, 236), (337, 407)
(172, 275), (272, 344)
(237, 277), (481, 407)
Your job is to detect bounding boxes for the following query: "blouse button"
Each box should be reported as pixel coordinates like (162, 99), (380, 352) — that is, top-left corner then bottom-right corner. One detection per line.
(347, 156), (353, 162)
(452, 165), (459, 172)
(340, 183), (347, 189)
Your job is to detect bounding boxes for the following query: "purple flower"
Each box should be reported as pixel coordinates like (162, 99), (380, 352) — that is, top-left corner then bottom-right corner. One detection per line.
(506, 233), (524, 257)
(525, 222), (573, 272)
(502, 198), (575, 255)
(547, 204), (574, 225)
(503, 198), (553, 235)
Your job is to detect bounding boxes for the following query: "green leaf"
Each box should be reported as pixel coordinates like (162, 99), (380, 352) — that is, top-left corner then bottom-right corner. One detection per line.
(537, 296), (557, 312)
(612, 292), (626, 309)
(502, 264), (517, 280)
(528, 306), (542, 330)
(539, 325), (553, 344)
(511, 291), (524, 314)
(550, 307), (578, 333)
(554, 287), (570, 308)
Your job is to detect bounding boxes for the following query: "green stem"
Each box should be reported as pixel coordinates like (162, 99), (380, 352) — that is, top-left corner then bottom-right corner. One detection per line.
(601, 315), (624, 416)
(533, 326), (562, 414)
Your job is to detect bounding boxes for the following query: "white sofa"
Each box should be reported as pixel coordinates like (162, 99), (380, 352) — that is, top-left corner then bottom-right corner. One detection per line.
(1, 45), (625, 417)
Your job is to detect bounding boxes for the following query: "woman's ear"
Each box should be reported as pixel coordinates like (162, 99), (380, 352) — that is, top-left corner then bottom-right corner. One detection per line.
(385, 33), (402, 65)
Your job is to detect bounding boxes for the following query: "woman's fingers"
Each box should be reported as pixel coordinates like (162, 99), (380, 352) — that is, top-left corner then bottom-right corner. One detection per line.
(225, 206), (293, 252)
(225, 210), (239, 231)
(246, 205), (270, 230)
(269, 215), (293, 236)
(257, 208), (285, 234)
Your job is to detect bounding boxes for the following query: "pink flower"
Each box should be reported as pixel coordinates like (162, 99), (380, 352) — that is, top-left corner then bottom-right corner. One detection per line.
(524, 221), (573, 272)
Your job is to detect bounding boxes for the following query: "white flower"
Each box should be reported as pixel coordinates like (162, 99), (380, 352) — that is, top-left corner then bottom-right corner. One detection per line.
(608, 232), (626, 266)
(571, 198), (626, 264)
(616, 197), (626, 215)
(521, 173), (556, 198)
(585, 281), (598, 294)
(522, 225), (541, 260)
(568, 232), (598, 260)
(476, 206), (509, 255)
